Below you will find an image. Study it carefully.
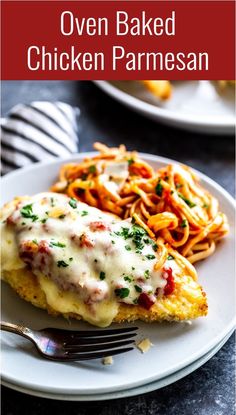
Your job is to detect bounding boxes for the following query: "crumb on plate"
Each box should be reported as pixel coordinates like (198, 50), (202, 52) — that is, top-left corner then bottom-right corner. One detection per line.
(136, 338), (153, 353)
(102, 356), (113, 365)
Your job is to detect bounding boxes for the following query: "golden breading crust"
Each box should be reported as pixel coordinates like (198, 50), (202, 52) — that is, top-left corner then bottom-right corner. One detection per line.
(2, 268), (207, 323)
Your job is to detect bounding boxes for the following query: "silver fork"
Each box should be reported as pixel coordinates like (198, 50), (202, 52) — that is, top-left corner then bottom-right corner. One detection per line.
(1, 322), (138, 361)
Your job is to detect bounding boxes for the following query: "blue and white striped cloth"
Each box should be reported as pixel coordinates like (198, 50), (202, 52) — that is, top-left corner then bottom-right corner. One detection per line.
(1, 101), (80, 175)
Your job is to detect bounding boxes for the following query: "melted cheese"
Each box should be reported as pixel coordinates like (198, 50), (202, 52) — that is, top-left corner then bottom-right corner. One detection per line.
(1, 192), (169, 327)
(38, 274), (118, 327)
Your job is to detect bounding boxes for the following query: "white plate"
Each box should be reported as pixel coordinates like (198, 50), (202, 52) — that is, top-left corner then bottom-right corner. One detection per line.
(2, 329), (234, 401)
(1, 153), (235, 397)
(94, 81), (235, 134)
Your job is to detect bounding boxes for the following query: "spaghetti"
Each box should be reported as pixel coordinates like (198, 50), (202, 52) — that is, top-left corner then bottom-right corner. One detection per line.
(51, 143), (229, 264)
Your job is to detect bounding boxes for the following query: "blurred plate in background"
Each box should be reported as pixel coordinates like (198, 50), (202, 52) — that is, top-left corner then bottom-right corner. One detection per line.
(94, 81), (235, 134)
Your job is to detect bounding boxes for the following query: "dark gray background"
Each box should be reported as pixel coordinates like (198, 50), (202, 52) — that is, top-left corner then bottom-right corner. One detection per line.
(1, 81), (235, 415)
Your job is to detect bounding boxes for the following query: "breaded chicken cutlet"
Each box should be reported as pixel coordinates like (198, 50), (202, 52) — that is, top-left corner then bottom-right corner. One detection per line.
(1, 193), (207, 327)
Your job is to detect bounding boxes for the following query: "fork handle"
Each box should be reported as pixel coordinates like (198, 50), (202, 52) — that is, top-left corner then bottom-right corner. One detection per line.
(1, 321), (32, 340)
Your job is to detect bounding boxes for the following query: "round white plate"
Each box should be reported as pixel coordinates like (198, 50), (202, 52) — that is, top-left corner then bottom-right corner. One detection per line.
(2, 329), (234, 401)
(1, 153), (235, 397)
(94, 81), (235, 134)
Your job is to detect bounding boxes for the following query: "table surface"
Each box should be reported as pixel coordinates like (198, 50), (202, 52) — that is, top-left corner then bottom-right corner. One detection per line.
(1, 80), (235, 415)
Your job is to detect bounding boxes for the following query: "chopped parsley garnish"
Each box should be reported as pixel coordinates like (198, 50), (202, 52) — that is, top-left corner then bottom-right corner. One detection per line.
(146, 254), (155, 260)
(115, 227), (130, 239)
(69, 198), (77, 209)
(143, 239), (158, 252)
(203, 203), (209, 209)
(125, 245), (131, 251)
(57, 260), (69, 268)
(133, 298), (138, 305)
(178, 193), (196, 208)
(89, 165), (96, 174)
(59, 214), (66, 219)
(69, 257), (73, 261)
(81, 211), (88, 216)
(32, 239), (38, 245)
(155, 180), (163, 197)
(124, 276), (132, 283)
(132, 225), (146, 253)
(20, 203), (33, 218)
(152, 243), (158, 252)
(21, 222), (26, 225)
(123, 227), (132, 239)
(50, 241), (66, 248)
(127, 158), (134, 166)
(99, 271), (106, 280)
(115, 287), (130, 299)
(176, 183), (183, 189)
(132, 266), (135, 270)
(115, 224), (153, 255)
(167, 254), (174, 260)
(144, 270), (150, 278)
(180, 219), (187, 228)
(134, 285), (142, 293)
(50, 197), (55, 207)
(41, 218), (47, 224)
(111, 240), (115, 244)
(20, 204), (38, 222)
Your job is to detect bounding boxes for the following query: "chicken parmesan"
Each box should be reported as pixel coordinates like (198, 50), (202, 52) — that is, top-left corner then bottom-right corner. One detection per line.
(1, 192), (207, 327)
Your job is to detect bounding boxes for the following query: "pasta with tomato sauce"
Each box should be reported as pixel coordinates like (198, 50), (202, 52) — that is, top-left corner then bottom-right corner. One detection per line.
(51, 143), (229, 265)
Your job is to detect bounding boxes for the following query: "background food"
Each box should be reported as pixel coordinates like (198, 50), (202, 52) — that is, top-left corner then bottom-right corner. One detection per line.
(142, 80), (235, 100)
(142, 80), (172, 100)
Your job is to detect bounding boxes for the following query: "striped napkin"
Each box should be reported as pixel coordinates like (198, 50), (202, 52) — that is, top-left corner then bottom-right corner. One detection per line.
(1, 101), (80, 175)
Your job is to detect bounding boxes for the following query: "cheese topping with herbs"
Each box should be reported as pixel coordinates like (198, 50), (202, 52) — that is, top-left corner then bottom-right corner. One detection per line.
(1, 192), (170, 326)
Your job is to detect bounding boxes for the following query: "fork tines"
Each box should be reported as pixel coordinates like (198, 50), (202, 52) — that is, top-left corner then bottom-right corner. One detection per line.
(61, 326), (138, 361)
(63, 347), (135, 361)
(64, 326), (138, 338)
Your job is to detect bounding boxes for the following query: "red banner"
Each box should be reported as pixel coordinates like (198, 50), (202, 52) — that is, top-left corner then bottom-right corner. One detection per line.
(2, 1), (235, 80)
